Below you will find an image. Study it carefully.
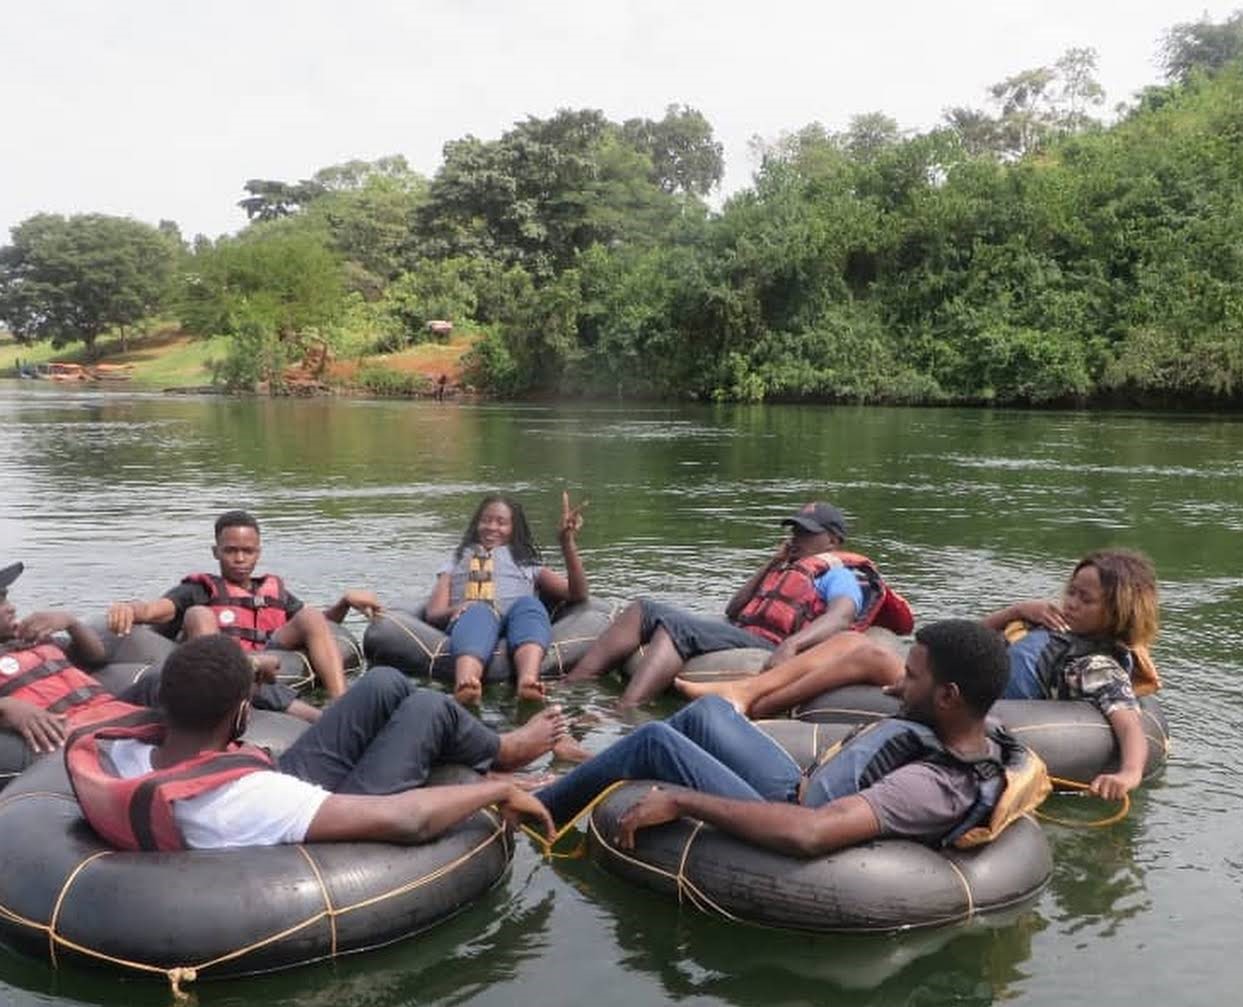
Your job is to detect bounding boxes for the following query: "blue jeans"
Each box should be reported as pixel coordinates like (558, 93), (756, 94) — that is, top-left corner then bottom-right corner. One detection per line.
(278, 667), (500, 794)
(450, 595), (552, 662)
(536, 696), (804, 824)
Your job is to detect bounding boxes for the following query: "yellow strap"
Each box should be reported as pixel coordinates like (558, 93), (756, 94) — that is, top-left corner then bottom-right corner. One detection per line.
(1035, 775), (1131, 828)
(519, 780), (629, 860)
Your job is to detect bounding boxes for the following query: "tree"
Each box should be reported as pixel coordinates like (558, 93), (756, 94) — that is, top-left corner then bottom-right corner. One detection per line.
(1160, 9), (1243, 82)
(413, 108), (680, 278)
(621, 104), (725, 196)
(945, 49), (1105, 160)
(0, 213), (175, 357)
(237, 179), (327, 221)
(843, 112), (901, 162)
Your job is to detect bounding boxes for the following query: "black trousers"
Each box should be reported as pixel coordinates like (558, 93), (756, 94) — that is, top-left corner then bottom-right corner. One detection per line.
(276, 667), (502, 794)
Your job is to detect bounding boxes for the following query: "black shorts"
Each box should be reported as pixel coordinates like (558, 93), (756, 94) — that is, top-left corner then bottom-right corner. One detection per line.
(638, 599), (773, 661)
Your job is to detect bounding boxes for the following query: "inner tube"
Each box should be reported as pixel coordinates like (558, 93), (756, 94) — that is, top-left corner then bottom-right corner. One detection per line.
(75, 621), (364, 695)
(363, 599), (616, 684)
(587, 720), (1052, 932)
(0, 744), (512, 984)
(793, 685), (1170, 785)
(265, 621), (365, 693)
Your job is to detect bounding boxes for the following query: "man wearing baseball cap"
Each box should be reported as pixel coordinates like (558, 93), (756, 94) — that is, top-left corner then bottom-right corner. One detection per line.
(566, 502), (911, 706)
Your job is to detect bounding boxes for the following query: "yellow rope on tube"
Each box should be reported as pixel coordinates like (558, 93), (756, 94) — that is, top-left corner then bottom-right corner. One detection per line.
(1036, 775), (1131, 828)
(519, 780), (629, 860)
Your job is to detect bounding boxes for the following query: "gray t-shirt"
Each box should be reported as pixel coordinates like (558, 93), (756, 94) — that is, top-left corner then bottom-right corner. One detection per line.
(437, 545), (542, 615)
(851, 739), (1002, 844)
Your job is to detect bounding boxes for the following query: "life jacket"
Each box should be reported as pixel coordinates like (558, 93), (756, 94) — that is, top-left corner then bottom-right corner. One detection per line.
(463, 547), (496, 605)
(182, 573), (294, 652)
(0, 641), (137, 727)
(1003, 621), (1160, 697)
(805, 717), (1050, 849)
(64, 709), (274, 852)
(733, 551), (914, 645)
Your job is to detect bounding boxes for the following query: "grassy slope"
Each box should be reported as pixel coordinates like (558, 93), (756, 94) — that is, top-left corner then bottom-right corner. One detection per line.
(1, 326), (476, 391)
(0, 325), (227, 388)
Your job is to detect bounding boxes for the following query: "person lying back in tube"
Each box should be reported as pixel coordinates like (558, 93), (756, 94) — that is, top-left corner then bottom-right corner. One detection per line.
(65, 634), (565, 851)
(565, 501), (913, 707)
(106, 509), (378, 719)
(680, 549), (1158, 801)
(538, 620), (1049, 856)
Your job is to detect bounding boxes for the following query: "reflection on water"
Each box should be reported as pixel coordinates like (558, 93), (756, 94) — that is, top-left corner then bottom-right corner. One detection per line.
(2, 386), (1243, 1006)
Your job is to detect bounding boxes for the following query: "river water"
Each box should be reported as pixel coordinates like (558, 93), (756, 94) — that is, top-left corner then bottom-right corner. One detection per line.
(0, 387), (1240, 1006)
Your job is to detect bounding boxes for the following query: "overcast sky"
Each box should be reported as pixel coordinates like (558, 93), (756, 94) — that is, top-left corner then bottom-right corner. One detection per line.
(3, 0), (1239, 240)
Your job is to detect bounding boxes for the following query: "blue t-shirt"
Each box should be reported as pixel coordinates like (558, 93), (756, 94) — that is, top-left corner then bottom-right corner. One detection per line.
(812, 566), (864, 619)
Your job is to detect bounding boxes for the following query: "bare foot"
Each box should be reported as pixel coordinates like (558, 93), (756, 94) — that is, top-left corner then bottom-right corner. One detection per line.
(552, 736), (591, 764)
(495, 705), (569, 769)
(454, 678), (483, 706)
(516, 677), (546, 703)
(673, 676), (751, 715)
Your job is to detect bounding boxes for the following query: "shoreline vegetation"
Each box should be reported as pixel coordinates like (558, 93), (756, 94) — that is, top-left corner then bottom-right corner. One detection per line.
(3, 12), (1243, 408)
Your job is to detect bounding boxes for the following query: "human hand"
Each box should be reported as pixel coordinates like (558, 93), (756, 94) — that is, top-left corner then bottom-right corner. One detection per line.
(0, 698), (68, 754)
(762, 639), (799, 670)
(107, 602), (137, 636)
(1089, 770), (1141, 801)
(498, 786), (555, 840)
(1014, 600), (1070, 633)
(343, 590), (383, 619)
(772, 539), (793, 564)
(249, 654), (281, 686)
(616, 785), (681, 849)
(559, 491), (587, 540)
(16, 610), (75, 643)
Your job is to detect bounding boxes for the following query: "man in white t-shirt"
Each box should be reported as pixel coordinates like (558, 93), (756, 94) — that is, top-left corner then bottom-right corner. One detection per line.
(67, 635), (559, 851)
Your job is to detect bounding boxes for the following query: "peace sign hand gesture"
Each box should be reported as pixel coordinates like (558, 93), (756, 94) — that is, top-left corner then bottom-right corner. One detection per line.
(559, 491), (587, 541)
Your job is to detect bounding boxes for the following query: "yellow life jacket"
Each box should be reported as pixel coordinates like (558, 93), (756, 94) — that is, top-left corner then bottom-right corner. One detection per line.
(463, 548), (496, 604)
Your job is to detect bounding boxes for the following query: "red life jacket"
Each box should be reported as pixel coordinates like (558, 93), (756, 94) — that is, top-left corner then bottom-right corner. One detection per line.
(733, 551), (914, 645)
(64, 709), (274, 851)
(0, 641), (138, 727)
(182, 573), (294, 652)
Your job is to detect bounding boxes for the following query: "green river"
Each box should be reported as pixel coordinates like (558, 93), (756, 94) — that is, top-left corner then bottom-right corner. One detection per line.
(0, 387), (1239, 1006)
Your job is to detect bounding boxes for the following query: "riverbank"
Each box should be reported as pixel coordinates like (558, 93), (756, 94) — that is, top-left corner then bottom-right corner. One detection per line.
(0, 327), (476, 396)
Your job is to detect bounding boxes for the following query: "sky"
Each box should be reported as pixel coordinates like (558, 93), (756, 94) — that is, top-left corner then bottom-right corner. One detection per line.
(2, 0), (1239, 241)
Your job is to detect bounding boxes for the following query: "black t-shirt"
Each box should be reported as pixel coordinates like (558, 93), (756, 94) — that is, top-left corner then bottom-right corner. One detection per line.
(158, 577), (304, 638)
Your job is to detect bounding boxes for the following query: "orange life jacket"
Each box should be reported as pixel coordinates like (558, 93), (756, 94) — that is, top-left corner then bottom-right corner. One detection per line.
(0, 641), (137, 727)
(182, 573), (294, 652)
(64, 709), (274, 851)
(734, 551), (914, 645)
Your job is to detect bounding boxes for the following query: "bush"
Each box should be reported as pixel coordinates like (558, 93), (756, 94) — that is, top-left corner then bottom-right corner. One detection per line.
(354, 365), (431, 397)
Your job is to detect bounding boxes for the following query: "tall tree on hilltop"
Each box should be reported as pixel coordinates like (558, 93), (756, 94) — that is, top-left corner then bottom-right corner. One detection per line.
(1160, 9), (1243, 82)
(622, 104), (725, 197)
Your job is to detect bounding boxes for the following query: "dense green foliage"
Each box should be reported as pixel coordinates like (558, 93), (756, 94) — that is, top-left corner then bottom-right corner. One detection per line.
(4, 12), (1243, 401)
(0, 214), (176, 357)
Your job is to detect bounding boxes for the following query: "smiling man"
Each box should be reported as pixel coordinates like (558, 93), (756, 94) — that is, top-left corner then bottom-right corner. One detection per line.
(538, 619), (1048, 856)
